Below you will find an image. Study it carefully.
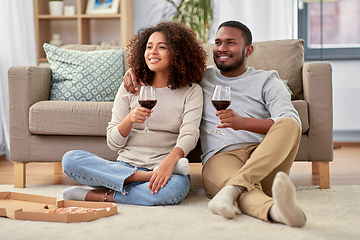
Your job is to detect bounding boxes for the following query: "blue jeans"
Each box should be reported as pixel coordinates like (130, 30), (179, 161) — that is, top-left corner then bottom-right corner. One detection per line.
(62, 150), (191, 206)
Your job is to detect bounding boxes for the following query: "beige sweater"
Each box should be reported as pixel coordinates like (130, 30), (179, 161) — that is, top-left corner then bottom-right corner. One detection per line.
(107, 83), (203, 169)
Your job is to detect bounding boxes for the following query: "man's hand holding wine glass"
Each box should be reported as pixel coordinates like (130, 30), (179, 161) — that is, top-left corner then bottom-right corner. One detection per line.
(215, 108), (247, 131)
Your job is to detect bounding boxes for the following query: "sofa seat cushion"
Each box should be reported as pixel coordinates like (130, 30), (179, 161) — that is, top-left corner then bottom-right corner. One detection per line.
(29, 101), (113, 136)
(28, 100), (308, 136)
(292, 100), (309, 133)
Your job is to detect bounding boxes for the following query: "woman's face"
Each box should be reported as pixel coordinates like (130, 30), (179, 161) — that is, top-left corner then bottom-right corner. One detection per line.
(144, 32), (171, 75)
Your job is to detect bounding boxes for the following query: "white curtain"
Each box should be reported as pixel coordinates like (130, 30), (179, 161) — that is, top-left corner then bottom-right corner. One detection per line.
(0, 0), (37, 158)
(209, 0), (294, 43)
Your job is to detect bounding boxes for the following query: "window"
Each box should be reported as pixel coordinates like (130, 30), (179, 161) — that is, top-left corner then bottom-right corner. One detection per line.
(298, 0), (360, 60)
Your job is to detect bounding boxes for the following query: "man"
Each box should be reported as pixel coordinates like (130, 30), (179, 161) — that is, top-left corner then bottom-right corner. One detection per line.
(124, 21), (306, 227)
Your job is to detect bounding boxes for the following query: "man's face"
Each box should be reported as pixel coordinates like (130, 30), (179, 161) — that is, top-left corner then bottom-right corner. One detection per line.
(213, 26), (247, 76)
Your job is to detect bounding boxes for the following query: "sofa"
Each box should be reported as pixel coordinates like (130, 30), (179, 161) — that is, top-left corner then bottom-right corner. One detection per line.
(8, 39), (333, 188)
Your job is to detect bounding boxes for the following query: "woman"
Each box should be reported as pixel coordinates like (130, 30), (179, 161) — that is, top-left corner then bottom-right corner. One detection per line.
(62, 22), (207, 205)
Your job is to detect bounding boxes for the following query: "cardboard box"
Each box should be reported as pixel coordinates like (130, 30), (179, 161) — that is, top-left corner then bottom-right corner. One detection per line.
(0, 192), (117, 223)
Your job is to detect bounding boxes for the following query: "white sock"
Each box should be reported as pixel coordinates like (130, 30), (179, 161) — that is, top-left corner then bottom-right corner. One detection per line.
(62, 186), (91, 201)
(269, 172), (306, 227)
(208, 185), (243, 219)
(153, 158), (189, 176)
(173, 158), (190, 176)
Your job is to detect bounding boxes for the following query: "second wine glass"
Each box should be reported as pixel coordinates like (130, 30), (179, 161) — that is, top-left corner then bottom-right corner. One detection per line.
(138, 85), (157, 133)
(208, 85), (231, 135)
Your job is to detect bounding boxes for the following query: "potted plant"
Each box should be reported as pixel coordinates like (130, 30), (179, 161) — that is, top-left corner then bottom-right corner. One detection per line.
(161, 0), (213, 43)
(49, 0), (64, 16)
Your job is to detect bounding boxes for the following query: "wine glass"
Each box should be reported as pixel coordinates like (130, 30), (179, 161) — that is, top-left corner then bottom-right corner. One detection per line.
(208, 85), (231, 135)
(138, 85), (157, 133)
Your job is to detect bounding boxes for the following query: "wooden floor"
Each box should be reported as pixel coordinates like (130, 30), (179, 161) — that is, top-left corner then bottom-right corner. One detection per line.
(0, 144), (359, 187)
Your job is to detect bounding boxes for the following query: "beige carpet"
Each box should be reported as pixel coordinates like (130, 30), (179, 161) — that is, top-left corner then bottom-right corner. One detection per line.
(0, 184), (359, 240)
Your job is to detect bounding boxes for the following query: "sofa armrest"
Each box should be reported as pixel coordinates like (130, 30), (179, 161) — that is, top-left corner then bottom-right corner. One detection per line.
(302, 62), (333, 162)
(8, 66), (51, 162)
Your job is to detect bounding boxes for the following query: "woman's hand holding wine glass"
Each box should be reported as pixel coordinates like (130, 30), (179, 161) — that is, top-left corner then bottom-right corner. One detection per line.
(138, 85), (157, 133)
(208, 85), (231, 135)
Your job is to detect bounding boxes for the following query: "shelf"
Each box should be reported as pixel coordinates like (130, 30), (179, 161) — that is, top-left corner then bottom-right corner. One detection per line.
(37, 14), (122, 19)
(80, 14), (121, 19)
(38, 15), (78, 19)
(33, 0), (134, 65)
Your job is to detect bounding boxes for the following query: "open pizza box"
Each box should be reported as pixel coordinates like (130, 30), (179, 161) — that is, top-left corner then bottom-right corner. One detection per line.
(0, 192), (117, 223)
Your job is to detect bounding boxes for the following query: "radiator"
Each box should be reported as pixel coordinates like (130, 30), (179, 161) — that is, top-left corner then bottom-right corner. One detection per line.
(333, 88), (360, 130)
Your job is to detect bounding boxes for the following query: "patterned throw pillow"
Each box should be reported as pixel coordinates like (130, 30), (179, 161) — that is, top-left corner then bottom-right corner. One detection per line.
(43, 43), (124, 101)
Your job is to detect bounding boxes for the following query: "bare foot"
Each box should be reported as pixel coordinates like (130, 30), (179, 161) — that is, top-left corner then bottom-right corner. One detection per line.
(85, 189), (115, 202)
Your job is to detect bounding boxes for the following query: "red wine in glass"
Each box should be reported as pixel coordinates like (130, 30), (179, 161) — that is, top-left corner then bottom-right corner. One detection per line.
(208, 85), (231, 135)
(212, 100), (230, 111)
(138, 86), (156, 133)
(139, 100), (157, 110)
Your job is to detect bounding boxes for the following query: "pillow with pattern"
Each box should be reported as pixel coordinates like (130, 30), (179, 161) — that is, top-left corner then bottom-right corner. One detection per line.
(43, 43), (123, 101)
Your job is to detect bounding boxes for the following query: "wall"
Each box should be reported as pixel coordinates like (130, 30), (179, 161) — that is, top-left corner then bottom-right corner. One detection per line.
(330, 60), (360, 142)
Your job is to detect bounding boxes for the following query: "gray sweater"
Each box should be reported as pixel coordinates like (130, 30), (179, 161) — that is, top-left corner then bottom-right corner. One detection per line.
(107, 83), (203, 169)
(200, 66), (301, 165)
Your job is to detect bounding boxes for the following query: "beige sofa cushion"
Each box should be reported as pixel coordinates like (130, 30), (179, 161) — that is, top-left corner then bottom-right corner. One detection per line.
(29, 101), (113, 136)
(29, 100), (308, 136)
(292, 100), (309, 133)
(247, 39), (304, 100)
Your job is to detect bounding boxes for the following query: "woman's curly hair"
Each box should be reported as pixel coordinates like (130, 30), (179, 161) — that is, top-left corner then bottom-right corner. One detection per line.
(127, 22), (207, 90)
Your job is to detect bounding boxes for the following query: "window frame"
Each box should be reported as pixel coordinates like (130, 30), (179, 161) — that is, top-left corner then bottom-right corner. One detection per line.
(298, 3), (360, 60)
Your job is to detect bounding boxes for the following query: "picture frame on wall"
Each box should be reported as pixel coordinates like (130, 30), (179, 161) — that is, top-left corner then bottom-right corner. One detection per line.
(86, 0), (120, 14)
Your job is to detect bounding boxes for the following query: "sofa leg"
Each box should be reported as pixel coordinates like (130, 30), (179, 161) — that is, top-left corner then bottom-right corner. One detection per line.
(54, 162), (63, 174)
(318, 162), (330, 189)
(312, 162), (319, 174)
(14, 162), (26, 188)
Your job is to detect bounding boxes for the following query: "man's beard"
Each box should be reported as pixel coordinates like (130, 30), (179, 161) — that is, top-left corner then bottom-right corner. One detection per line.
(215, 48), (246, 72)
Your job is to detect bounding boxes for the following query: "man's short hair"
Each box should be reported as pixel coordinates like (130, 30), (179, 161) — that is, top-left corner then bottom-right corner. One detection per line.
(217, 21), (252, 47)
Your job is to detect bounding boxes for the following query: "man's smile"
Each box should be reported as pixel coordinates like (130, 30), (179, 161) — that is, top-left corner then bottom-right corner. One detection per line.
(217, 54), (232, 61)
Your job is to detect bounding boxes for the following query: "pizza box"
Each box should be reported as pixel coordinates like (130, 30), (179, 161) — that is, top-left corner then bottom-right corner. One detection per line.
(0, 192), (117, 223)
